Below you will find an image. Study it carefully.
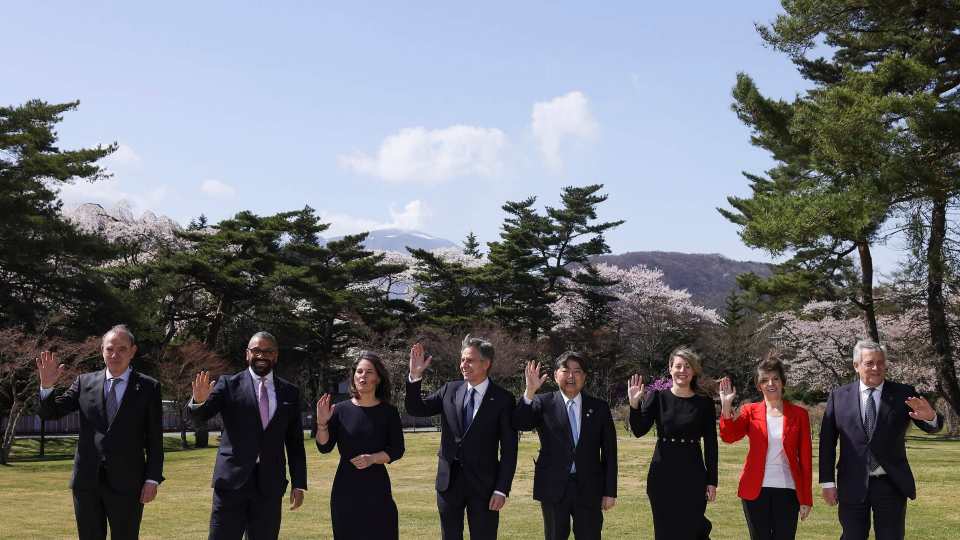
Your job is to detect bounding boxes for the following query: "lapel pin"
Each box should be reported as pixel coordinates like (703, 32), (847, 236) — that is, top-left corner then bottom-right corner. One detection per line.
(135, 383), (140, 391)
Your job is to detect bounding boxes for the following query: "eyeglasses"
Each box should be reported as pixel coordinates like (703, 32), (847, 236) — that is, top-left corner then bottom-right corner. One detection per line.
(247, 348), (277, 357)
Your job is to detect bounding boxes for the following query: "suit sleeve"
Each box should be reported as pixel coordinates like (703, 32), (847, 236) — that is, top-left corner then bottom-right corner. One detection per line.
(145, 380), (165, 484)
(285, 387), (308, 491)
(385, 407), (405, 463)
(629, 391), (658, 438)
(601, 402), (618, 498)
(185, 377), (228, 423)
(907, 385), (945, 434)
(495, 390), (518, 496)
(405, 378), (445, 417)
(703, 397), (719, 487)
(798, 408), (813, 506)
(719, 405), (750, 444)
(38, 376), (82, 420)
(512, 394), (544, 431)
(819, 388), (839, 484)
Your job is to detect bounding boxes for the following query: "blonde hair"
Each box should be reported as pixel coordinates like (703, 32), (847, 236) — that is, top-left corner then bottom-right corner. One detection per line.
(669, 346), (719, 399)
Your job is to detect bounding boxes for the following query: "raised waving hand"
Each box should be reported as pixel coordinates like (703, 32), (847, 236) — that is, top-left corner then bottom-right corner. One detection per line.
(36, 351), (65, 389)
(627, 374), (645, 409)
(523, 361), (549, 400)
(719, 377), (737, 418)
(409, 343), (432, 379)
(316, 393), (335, 425)
(192, 371), (216, 403)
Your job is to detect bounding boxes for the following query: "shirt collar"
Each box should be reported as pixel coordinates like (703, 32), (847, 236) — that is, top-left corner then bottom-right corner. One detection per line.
(859, 380), (884, 396)
(248, 367), (275, 384)
(561, 392), (582, 409)
(465, 377), (490, 396)
(105, 367), (132, 382)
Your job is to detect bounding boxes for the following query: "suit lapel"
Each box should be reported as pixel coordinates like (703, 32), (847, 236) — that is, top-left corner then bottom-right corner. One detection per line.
(108, 370), (140, 431)
(464, 382), (499, 436)
(241, 370), (265, 433)
(782, 401), (793, 442)
(266, 377), (284, 430)
(454, 381), (467, 436)
(92, 370), (108, 427)
(850, 383), (870, 440)
(554, 391), (575, 447)
(875, 382), (896, 435)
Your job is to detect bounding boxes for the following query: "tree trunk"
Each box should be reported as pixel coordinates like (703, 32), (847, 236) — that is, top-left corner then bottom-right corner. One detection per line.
(204, 293), (231, 349)
(926, 198), (960, 415)
(0, 400), (24, 465)
(857, 242), (880, 343)
(179, 409), (189, 449)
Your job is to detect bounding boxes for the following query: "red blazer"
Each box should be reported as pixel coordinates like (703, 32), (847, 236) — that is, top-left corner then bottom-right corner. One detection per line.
(719, 400), (813, 506)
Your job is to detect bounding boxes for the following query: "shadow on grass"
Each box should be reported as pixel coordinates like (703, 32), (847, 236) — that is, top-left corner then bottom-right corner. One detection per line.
(3, 435), (221, 464)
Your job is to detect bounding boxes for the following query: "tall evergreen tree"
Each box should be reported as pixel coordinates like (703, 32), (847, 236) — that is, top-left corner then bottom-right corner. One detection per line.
(463, 232), (482, 258)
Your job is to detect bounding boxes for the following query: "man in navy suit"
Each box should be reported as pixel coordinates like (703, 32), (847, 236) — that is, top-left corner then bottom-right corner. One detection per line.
(513, 352), (617, 540)
(820, 340), (944, 540)
(188, 331), (307, 540)
(405, 335), (518, 540)
(37, 324), (164, 540)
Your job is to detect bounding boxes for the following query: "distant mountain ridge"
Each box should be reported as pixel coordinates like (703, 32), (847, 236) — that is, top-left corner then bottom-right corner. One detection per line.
(322, 228), (460, 252)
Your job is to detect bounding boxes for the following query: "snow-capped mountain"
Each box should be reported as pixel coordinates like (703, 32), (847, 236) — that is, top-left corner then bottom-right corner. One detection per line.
(322, 228), (460, 252)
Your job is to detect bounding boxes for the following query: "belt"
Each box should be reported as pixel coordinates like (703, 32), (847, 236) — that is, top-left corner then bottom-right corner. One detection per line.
(658, 437), (700, 444)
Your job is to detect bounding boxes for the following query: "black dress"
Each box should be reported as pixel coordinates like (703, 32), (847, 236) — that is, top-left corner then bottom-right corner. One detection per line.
(316, 400), (405, 540)
(630, 389), (718, 540)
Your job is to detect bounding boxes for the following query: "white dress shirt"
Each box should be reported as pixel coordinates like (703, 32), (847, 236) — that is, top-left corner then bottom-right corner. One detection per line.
(250, 367), (277, 464)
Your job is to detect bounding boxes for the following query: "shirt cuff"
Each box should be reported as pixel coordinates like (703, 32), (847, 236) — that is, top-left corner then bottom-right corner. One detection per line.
(145, 480), (159, 485)
(39, 386), (54, 400)
(926, 416), (940, 428)
(821, 482), (836, 489)
(293, 487), (307, 491)
(494, 490), (506, 498)
(408, 375), (422, 383)
(522, 395), (533, 405)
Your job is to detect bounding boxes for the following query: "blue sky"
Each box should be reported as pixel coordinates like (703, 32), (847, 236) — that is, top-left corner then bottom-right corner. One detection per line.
(3, 1), (905, 271)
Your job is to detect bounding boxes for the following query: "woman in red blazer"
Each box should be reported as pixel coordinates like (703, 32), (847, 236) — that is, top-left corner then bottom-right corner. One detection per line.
(719, 354), (812, 540)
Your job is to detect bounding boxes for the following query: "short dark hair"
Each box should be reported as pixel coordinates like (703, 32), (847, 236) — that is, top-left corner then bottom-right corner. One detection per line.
(755, 352), (787, 391)
(103, 324), (135, 347)
(348, 352), (392, 404)
(461, 334), (495, 365)
(248, 331), (277, 348)
(555, 351), (587, 373)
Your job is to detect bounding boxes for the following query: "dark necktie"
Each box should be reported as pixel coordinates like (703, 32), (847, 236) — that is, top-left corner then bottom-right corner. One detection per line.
(865, 388), (879, 472)
(463, 388), (476, 432)
(106, 377), (121, 426)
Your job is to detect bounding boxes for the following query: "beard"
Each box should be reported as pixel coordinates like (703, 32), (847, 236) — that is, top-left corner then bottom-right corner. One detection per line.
(249, 357), (276, 376)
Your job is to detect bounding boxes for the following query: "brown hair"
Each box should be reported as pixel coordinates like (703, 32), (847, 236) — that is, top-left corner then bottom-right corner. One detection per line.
(754, 351), (787, 392)
(669, 346), (719, 399)
(348, 352), (392, 404)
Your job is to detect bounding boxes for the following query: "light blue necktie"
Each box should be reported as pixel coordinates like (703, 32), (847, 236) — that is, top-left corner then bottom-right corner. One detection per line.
(567, 400), (578, 473)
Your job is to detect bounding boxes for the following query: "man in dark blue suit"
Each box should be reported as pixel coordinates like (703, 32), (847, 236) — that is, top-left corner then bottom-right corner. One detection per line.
(37, 324), (164, 540)
(820, 340), (944, 540)
(405, 335), (518, 540)
(188, 331), (307, 540)
(513, 352), (617, 540)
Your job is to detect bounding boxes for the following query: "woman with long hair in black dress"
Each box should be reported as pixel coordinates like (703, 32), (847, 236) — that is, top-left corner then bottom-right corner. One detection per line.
(316, 352), (405, 539)
(627, 347), (719, 540)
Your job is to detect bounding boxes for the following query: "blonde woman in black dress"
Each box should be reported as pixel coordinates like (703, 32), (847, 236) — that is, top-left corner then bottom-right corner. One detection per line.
(316, 352), (405, 540)
(627, 347), (719, 540)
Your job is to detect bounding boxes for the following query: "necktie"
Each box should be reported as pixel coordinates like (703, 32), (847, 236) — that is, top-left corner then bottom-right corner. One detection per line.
(106, 377), (121, 426)
(258, 377), (270, 429)
(463, 388), (476, 432)
(865, 388), (879, 472)
(568, 400), (578, 473)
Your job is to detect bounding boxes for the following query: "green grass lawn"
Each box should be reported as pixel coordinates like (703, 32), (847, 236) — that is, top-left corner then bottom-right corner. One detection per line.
(2, 428), (958, 539)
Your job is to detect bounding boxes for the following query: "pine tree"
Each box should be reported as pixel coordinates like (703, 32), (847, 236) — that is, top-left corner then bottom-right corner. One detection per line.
(463, 232), (482, 258)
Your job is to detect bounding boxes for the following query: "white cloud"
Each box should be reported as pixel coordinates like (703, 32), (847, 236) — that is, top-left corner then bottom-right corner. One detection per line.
(338, 125), (507, 184)
(530, 91), (599, 171)
(56, 176), (168, 217)
(96, 142), (142, 165)
(201, 179), (236, 199)
(320, 199), (434, 238)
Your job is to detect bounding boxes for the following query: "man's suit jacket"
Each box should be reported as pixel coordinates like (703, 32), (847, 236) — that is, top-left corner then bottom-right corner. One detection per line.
(719, 400), (813, 506)
(406, 378), (518, 500)
(819, 380), (944, 503)
(186, 370), (307, 498)
(38, 369), (164, 495)
(512, 391), (617, 508)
